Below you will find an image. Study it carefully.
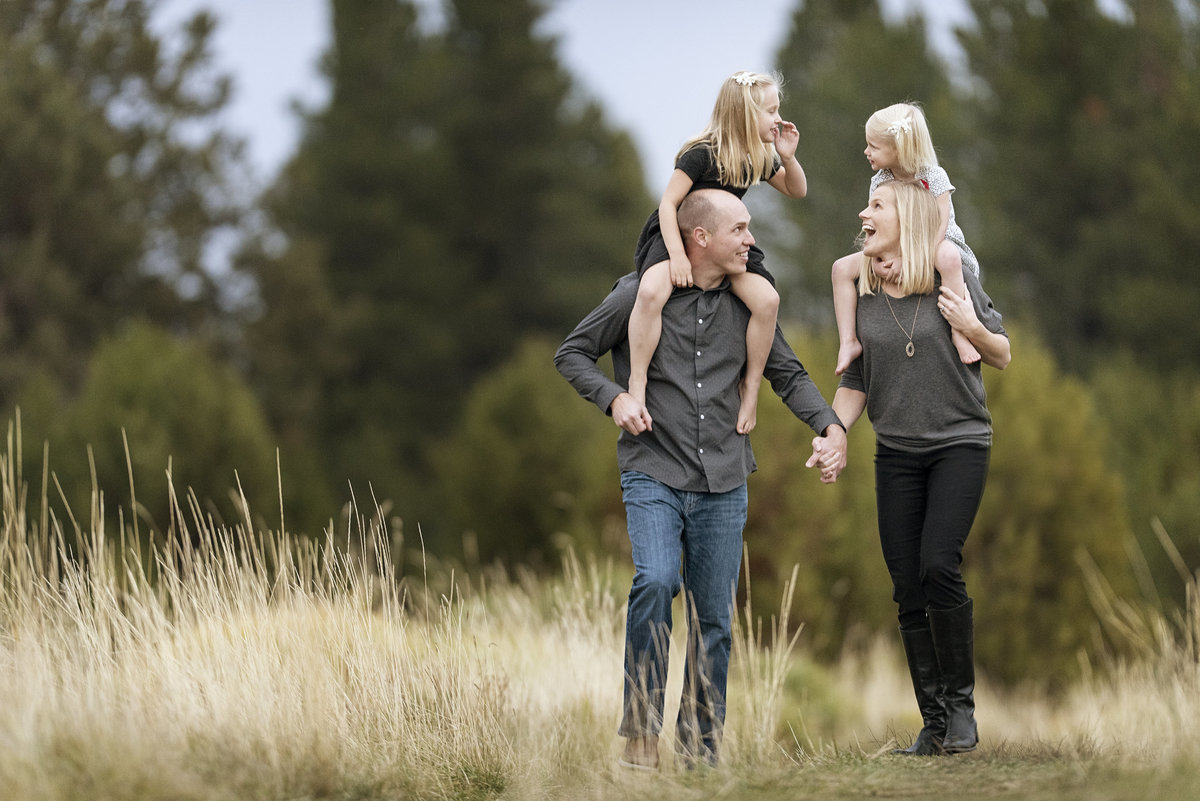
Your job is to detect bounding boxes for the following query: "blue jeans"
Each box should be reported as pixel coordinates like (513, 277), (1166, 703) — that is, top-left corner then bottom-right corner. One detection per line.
(618, 471), (748, 763)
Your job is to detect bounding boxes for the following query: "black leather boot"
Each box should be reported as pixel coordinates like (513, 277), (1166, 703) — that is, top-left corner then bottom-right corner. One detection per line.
(928, 599), (978, 754)
(893, 626), (946, 755)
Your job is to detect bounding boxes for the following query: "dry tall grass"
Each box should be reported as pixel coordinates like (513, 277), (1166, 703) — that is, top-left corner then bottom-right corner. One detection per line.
(1, 425), (1198, 800)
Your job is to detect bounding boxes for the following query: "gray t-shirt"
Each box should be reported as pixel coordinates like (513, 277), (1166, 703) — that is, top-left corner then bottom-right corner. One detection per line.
(839, 268), (1005, 452)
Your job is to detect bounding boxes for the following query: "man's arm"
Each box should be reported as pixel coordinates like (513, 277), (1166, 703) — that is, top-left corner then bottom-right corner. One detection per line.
(554, 274), (638, 419)
(763, 325), (848, 481)
(762, 325), (844, 437)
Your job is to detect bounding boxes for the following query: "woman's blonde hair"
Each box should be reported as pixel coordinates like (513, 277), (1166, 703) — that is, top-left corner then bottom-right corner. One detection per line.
(859, 180), (940, 297)
(677, 70), (782, 189)
(865, 102), (938, 176)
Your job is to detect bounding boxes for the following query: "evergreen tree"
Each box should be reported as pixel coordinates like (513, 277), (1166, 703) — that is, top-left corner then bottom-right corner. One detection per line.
(244, 0), (649, 536)
(958, 0), (1200, 370)
(0, 0), (248, 408)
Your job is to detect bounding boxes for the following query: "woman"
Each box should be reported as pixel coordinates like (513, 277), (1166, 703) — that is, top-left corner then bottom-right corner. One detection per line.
(820, 179), (1010, 755)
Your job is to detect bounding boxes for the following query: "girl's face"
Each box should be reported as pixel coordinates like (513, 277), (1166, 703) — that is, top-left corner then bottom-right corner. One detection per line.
(859, 184), (899, 261)
(755, 85), (783, 143)
(864, 134), (898, 171)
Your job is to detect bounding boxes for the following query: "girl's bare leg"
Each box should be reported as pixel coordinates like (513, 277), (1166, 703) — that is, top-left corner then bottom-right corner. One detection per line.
(832, 253), (863, 375)
(628, 261), (673, 405)
(730, 272), (780, 434)
(936, 241), (981, 364)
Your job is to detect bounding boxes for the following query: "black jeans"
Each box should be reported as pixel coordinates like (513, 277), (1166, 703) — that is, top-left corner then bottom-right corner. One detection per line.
(874, 443), (989, 631)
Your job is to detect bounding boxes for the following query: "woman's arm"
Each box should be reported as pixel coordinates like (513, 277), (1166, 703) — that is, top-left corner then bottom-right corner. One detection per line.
(832, 387), (867, 431)
(808, 387), (865, 483)
(938, 285), (1011, 370)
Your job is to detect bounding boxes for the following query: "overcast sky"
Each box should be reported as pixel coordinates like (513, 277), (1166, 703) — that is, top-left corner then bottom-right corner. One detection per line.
(155, 0), (977, 192)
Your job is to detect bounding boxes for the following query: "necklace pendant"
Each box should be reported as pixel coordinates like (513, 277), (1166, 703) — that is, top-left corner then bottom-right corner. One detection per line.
(905, 341), (915, 358)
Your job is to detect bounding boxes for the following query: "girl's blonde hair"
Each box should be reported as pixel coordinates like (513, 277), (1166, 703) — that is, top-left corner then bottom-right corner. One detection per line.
(865, 102), (938, 176)
(677, 70), (782, 189)
(859, 180), (940, 297)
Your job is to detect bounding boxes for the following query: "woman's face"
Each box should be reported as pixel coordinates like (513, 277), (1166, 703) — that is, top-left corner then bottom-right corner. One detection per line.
(755, 85), (783, 143)
(859, 184), (900, 261)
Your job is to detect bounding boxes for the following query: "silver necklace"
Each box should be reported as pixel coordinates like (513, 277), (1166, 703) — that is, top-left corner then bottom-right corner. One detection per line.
(883, 293), (921, 357)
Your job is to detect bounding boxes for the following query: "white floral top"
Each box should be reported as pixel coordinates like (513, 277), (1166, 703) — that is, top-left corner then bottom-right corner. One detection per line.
(870, 165), (980, 277)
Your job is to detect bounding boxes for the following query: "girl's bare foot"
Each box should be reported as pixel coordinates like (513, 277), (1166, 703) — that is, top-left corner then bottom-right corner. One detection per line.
(737, 379), (759, 434)
(952, 330), (981, 365)
(835, 339), (863, 375)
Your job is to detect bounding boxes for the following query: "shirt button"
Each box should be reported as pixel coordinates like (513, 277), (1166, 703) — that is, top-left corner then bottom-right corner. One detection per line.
(696, 382), (702, 388)
(699, 449), (705, 455)
(698, 318), (704, 324)
(696, 351), (701, 356)
(700, 414), (706, 420)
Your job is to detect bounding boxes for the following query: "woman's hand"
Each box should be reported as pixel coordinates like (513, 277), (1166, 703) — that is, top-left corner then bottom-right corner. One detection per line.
(937, 285), (979, 334)
(938, 285), (1012, 370)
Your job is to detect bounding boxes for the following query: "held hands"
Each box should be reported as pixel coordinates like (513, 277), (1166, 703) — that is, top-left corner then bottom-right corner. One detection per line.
(806, 425), (848, 484)
(611, 392), (653, 435)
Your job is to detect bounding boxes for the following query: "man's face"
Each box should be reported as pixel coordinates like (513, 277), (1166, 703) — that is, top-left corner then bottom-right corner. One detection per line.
(708, 198), (755, 276)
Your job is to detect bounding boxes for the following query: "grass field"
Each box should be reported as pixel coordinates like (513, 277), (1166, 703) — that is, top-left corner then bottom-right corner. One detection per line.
(1, 438), (1198, 800)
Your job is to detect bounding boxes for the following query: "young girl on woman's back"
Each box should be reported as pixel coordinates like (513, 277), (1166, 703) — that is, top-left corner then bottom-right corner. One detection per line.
(628, 70), (809, 434)
(832, 102), (982, 374)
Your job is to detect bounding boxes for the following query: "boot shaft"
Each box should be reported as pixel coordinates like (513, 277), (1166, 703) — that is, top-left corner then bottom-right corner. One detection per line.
(895, 625), (946, 755)
(927, 599), (978, 753)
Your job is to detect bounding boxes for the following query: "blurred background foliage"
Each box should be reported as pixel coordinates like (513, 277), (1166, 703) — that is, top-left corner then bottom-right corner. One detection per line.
(1, 0), (1198, 686)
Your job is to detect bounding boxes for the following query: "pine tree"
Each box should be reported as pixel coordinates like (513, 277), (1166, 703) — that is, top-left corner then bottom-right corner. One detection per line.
(244, 0), (649, 532)
(0, 0), (248, 407)
(959, 0), (1200, 370)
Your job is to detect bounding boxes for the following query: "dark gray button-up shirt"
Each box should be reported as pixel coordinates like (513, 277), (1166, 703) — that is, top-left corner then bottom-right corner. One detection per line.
(555, 273), (842, 493)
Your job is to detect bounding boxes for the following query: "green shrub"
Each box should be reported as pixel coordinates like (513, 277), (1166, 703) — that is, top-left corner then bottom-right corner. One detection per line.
(433, 337), (624, 568)
(50, 321), (282, 538)
(1089, 354), (1200, 609)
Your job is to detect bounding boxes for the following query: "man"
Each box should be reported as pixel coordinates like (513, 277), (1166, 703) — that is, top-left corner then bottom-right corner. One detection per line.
(554, 189), (846, 769)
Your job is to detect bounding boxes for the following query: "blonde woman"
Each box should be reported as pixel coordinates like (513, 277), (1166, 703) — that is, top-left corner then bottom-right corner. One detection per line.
(817, 180), (1010, 756)
(628, 70), (809, 436)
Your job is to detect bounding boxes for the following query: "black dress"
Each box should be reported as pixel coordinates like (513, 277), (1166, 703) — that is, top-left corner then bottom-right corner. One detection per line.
(633, 142), (777, 285)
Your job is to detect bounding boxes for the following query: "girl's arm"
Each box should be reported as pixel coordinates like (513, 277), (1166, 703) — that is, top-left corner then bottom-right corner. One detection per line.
(767, 121), (807, 198)
(658, 169), (697, 286)
(934, 191), (952, 242)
